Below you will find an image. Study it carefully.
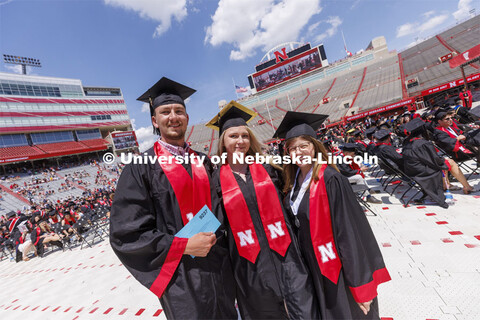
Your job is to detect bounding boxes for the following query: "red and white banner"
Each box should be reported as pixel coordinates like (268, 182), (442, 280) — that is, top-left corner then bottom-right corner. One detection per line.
(421, 72), (480, 96)
(345, 98), (414, 121)
(449, 44), (480, 69)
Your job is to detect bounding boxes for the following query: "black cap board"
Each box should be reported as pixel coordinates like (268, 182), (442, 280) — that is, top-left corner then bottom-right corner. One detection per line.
(273, 111), (328, 140)
(373, 129), (391, 141)
(341, 143), (358, 152)
(137, 77), (196, 114)
(206, 101), (257, 135)
(404, 118), (425, 135)
(364, 127), (377, 137)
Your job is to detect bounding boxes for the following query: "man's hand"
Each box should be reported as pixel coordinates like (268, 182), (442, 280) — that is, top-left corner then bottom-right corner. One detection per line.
(184, 232), (217, 257)
(457, 134), (466, 141)
(357, 300), (373, 315)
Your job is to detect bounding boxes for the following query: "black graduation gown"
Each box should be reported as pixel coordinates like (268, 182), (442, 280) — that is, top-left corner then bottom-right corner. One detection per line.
(433, 127), (475, 161)
(110, 147), (237, 320)
(375, 144), (404, 172)
(402, 138), (447, 207)
(285, 166), (389, 320)
(355, 140), (367, 154)
(366, 142), (376, 156)
(337, 162), (361, 178)
(213, 164), (320, 320)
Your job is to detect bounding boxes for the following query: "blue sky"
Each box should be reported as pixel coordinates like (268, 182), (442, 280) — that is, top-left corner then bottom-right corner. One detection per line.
(0, 0), (477, 150)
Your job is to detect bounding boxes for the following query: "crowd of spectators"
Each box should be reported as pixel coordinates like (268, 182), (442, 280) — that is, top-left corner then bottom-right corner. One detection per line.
(0, 157), (122, 263)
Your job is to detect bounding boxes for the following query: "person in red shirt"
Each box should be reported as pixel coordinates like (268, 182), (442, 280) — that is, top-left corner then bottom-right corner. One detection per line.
(459, 87), (473, 109)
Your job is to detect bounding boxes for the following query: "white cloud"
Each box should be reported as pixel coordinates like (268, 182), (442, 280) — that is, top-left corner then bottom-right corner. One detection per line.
(350, 0), (361, 10)
(0, 0), (14, 6)
(418, 14), (448, 33)
(396, 12), (448, 38)
(141, 102), (150, 113)
(313, 16), (342, 43)
(135, 126), (157, 152)
(5, 64), (23, 74)
(396, 23), (415, 37)
(205, 0), (322, 61)
(104, 0), (188, 37)
(453, 0), (474, 21)
(423, 10), (435, 18)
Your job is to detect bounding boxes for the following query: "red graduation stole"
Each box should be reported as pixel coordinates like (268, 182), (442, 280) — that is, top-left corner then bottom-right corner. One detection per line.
(309, 164), (342, 284)
(154, 141), (212, 225)
(220, 163), (291, 264)
(148, 142), (211, 299)
(435, 125), (473, 154)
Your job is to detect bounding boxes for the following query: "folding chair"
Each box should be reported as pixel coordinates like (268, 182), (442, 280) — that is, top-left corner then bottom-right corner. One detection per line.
(76, 216), (104, 249)
(432, 142), (479, 179)
(377, 157), (426, 207)
(350, 184), (377, 216)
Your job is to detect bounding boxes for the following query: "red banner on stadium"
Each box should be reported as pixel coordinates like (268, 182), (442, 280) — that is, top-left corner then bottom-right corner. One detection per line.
(449, 44), (480, 69)
(421, 72), (480, 96)
(345, 98), (414, 121)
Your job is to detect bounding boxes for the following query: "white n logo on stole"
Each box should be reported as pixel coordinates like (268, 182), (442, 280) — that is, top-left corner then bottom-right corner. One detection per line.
(238, 230), (255, 247)
(186, 213), (194, 222)
(318, 242), (336, 262)
(267, 221), (285, 239)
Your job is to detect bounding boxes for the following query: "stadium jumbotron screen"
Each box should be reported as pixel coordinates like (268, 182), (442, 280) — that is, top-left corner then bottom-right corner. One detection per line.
(250, 46), (325, 92)
(111, 131), (138, 150)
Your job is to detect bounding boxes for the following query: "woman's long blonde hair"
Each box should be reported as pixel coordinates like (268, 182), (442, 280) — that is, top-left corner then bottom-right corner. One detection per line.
(216, 126), (281, 170)
(282, 135), (337, 193)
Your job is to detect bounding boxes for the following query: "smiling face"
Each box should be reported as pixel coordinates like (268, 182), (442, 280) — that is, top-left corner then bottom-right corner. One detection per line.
(223, 126), (251, 157)
(152, 103), (189, 145)
(438, 114), (453, 128)
(286, 137), (315, 169)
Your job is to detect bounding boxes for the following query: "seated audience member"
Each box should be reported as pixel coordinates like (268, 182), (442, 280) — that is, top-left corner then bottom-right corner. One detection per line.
(433, 110), (480, 162)
(374, 129), (405, 172)
(15, 222), (37, 261)
(365, 127), (377, 155)
(403, 119), (479, 206)
(352, 130), (367, 153)
(337, 143), (382, 204)
(31, 220), (64, 257)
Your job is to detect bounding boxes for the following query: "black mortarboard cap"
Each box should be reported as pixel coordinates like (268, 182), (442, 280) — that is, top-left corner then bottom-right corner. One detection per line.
(273, 111), (328, 140)
(469, 106), (480, 118)
(364, 127), (376, 137)
(206, 101), (257, 135)
(7, 211), (16, 218)
(373, 129), (391, 141)
(137, 77), (196, 112)
(435, 110), (449, 121)
(404, 118), (425, 135)
(341, 143), (358, 152)
(353, 130), (362, 136)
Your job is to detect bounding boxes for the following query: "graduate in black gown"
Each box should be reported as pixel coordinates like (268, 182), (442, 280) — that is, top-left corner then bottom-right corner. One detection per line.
(365, 127), (378, 156)
(275, 111), (391, 320)
(373, 129), (405, 172)
(207, 102), (320, 319)
(109, 78), (236, 319)
(433, 110), (480, 162)
(402, 118), (449, 208)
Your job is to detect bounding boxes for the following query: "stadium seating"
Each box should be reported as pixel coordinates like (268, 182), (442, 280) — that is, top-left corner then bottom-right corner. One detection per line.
(186, 15), (480, 147)
(0, 145), (46, 160)
(79, 139), (109, 149)
(36, 141), (92, 154)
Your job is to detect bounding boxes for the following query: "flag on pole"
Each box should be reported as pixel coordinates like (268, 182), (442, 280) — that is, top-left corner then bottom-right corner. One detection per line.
(235, 85), (248, 93)
(341, 30), (353, 57)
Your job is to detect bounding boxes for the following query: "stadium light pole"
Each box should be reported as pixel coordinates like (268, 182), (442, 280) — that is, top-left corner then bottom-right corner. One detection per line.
(3, 54), (42, 75)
